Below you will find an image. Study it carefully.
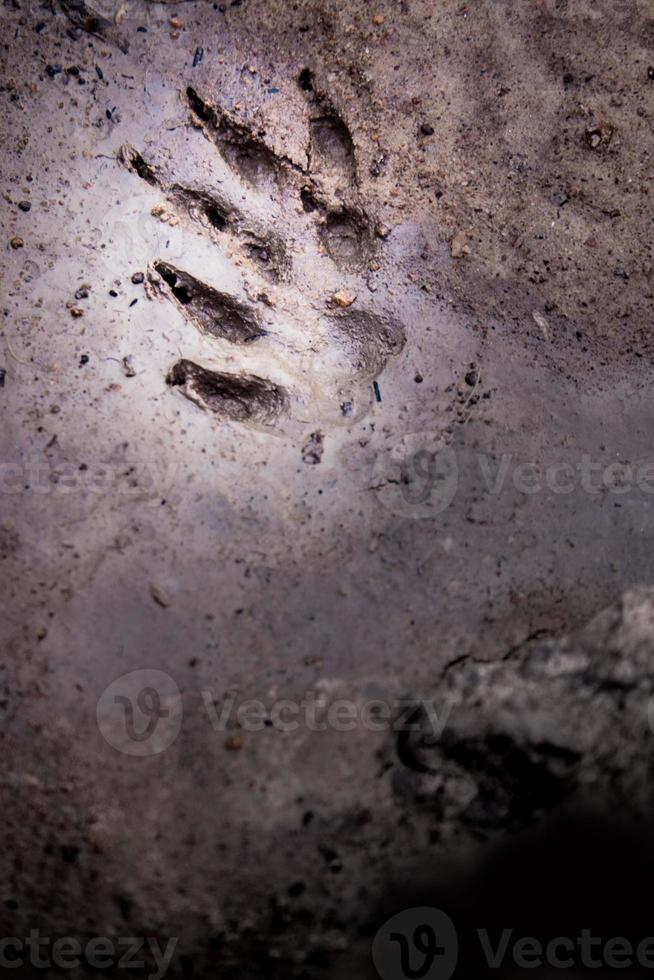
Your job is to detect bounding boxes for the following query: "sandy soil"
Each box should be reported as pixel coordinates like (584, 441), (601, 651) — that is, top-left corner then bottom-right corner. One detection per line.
(1, 1), (654, 977)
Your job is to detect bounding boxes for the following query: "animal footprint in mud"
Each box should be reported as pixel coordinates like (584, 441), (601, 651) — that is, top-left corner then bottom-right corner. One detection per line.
(119, 81), (405, 428)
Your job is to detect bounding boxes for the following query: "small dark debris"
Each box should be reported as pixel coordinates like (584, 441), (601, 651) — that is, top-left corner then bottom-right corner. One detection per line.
(585, 122), (614, 150)
(420, 123), (434, 136)
(373, 380), (381, 402)
(414, 372), (423, 383)
(298, 67), (314, 91)
(66, 66), (80, 76)
(74, 287), (89, 300)
(0, 369), (6, 389)
(465, 366), (479, 387)
(193, 47), (204, 68)
(17, 201), (31, 212)
(109, 289), (118, 297)
(35, 22), (46, 33)
(79, 354), (89, 367)
(137, 26), (147, 32)
(563, 72), (574, 87)
(122, 356), (136, 378)
(131, 271), (144, 284)
(129, 298), (138, 308)
(340, 401), (353, 416)
(95, 65), (104, 80)
(45, 65), (62, 78)
(301, 188), (318, 212)
(61, 844), (80, 864)
(301, 431), (324, 465)
(648, 66), (654, 81)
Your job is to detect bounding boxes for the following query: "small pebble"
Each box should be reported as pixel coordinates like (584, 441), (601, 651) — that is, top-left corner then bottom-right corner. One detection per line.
(70, 308), (84, 318)
(79, 354), (89, 366)
(372, 13), (385, 25)
(18, 201), (31, 213)
(331, 290), (356, 308)
(420, 123), (435, 136)
(450, 231), (469, 258)
(131, 271), (145, 284)
(10, 237), (24, 250)
(414, 372), (423, 383)
(150, 584), (171, 608)
(0, 368), (6, 388)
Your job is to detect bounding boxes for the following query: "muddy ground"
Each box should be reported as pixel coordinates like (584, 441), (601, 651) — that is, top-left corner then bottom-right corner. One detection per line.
(1, 0), (654, 977)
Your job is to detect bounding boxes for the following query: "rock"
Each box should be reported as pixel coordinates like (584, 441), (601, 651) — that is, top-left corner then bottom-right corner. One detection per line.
(331, 290), (356, 308)
(450, 231), (469, 258)
(131, 271), (145, 284)
(420, 123), (434, 136)
(150, 584), (171, 608)
(532, 310), (549, 338)
(372, 13), (384, 25)
(585, 121), (614, 149)
(17, 201), (31, 212)
(9, 237), (24, 250)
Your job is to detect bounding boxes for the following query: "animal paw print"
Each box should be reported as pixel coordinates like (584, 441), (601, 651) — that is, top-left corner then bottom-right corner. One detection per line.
(119, 78), (405, 428)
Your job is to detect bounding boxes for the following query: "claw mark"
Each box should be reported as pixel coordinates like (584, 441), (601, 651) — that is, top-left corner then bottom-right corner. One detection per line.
(185, 86), (297, 187)
(153, 262), (266, 344)
(170, 186), (231, 233)
(167, 359), (287, 423)
(119, 145), (289, 280)
(118, 144), (158, 185)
